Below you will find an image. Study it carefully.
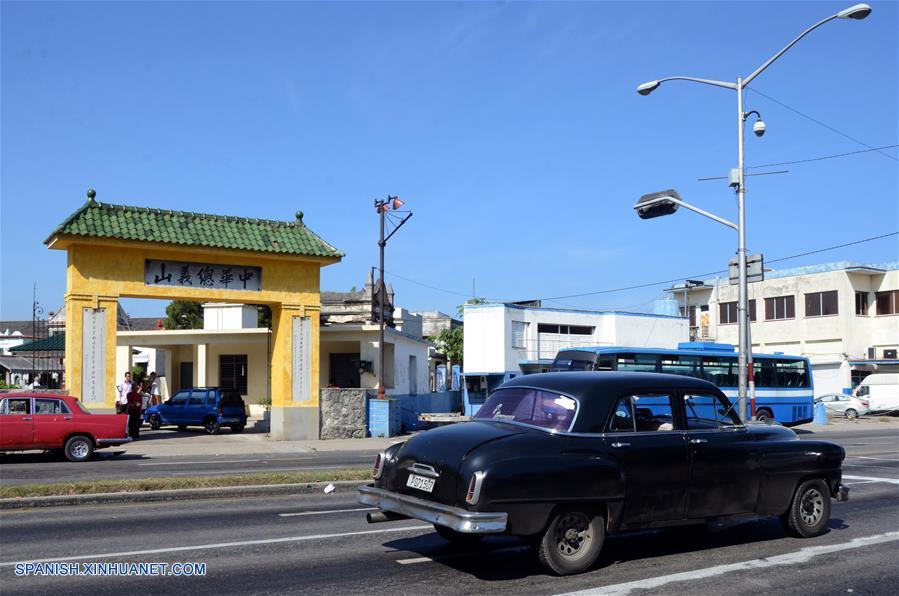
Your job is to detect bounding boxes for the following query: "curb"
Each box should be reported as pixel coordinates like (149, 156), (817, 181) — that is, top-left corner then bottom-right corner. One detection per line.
(0, 479), (367, 510)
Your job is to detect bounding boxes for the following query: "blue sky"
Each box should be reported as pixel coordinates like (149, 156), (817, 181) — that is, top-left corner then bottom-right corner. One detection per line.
(2, 1), (896, 321)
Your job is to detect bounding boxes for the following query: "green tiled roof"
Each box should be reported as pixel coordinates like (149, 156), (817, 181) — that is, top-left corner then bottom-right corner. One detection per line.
(11, 332), (66, 353)
(46, 199), (343, 259)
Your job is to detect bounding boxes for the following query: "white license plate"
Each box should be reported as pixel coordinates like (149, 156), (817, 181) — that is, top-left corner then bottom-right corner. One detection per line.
(406, 473), (435, 493)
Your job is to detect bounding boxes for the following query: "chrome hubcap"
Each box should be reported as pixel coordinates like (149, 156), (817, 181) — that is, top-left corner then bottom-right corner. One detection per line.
(555, 513), (591, 560)
(800, 488), (824, 526)
(72, 442), (88, 458)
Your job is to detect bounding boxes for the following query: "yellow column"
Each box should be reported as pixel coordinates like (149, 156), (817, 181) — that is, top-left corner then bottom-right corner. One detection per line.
(64, 293), (118, 410)
(269, 303), (320, 440)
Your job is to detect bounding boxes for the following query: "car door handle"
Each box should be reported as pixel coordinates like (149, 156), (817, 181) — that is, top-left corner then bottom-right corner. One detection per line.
(64, 417), (73, 420)
(611, 442), (631, 448)
(690, 438), (708, 444)
(22, 417), (32, 421)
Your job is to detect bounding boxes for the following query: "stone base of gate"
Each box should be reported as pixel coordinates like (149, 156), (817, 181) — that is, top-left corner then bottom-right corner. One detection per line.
(269, 406), (320, 441)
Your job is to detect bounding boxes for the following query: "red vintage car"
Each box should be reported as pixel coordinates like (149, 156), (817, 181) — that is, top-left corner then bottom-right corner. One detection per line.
(0, 393), (131, 462)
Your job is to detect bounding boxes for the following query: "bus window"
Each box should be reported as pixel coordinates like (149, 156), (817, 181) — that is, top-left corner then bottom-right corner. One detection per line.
(774, 359), (809, 388)
(660, 356), (700, 378)
(594, 358), (614, 371)
(753, 359), (776, 387)
(701, 356), (737, 387)
(617, 354), (658, 372)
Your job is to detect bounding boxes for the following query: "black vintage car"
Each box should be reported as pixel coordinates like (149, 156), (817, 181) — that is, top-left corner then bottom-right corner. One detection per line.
(358, 372), (849, 575)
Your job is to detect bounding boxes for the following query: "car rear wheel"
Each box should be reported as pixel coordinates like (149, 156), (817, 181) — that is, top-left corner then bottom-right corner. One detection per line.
(230, 425), (245, 434)
(148, 414), (162, 430)
(433, 524), (483, 545)
(536, 509), (605, 576)
(64, 435), (94, 462)
(845, 409), (858, 420)
(782, 478), (831, 538)
(204, 418), (220, 435)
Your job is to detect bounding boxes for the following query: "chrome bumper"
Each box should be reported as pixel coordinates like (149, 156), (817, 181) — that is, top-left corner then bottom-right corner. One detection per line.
(97, 437), (132, 445)
(357, 485), (507, 534)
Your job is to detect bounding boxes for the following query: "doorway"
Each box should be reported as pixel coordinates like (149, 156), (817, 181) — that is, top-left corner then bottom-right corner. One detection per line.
(180, 361), (194, 389)
(329, 353), (360, 388)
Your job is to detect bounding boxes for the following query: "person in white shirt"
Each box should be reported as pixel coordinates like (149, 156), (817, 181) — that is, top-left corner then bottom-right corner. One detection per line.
(149, 372), (161, 406)
(115, 372), (133, 414)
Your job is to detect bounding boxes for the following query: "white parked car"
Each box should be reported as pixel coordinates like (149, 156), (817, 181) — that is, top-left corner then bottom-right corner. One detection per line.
(815, 393), (870, 419)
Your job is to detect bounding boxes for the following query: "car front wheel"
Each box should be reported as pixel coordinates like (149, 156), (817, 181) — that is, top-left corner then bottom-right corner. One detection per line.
(148, 414), (162, 430)
(782, 478), (831, 538)
(64, 435), (94, 462)
(845, 409), (858, 419)
(536, 509), (605, 576)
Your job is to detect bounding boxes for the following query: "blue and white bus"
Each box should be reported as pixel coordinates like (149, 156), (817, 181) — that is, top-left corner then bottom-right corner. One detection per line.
(550, 342), (814, 426)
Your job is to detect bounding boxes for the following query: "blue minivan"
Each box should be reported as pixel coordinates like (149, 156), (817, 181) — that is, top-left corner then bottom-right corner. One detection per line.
(145, 387), (248, 434)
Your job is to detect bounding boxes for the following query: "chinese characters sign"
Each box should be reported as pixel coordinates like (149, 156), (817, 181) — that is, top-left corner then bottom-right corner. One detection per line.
(144, 260), (262, 291)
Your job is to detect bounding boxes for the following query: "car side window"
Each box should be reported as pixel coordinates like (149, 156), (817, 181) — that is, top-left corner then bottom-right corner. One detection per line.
(685, 393), (742, 429)
(632, 394), (676, 431)
(169, 392), (188, 406)
(608, 396), (635, 432)
(188, 391), (205, 406)
(1, 398), (31, 415)
(34, 399), (70, 415)
(206, 392), (216, 406)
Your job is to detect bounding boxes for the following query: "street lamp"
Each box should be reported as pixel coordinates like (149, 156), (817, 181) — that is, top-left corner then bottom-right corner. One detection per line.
(635, 4), (871, 422)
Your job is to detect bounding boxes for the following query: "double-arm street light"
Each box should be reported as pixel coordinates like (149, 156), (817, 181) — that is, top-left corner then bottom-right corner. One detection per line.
(634, 4), (871, 422)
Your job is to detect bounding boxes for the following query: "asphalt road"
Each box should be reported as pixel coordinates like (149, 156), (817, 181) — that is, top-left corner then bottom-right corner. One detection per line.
(2, 428), (897, 595)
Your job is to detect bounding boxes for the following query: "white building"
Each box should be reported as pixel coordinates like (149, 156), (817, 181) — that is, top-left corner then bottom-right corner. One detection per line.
(673, 261), (899, 395)
(463, 302), (688, 377)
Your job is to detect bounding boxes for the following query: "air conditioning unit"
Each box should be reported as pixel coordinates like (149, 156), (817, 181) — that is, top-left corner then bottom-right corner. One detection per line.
(884, 349), (898, 360)
(867, 347), (876, 359)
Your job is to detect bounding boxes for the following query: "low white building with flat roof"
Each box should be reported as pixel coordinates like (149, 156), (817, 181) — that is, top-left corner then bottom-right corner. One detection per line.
(671, 261), (898, 395)
(463, 302), (688, 378)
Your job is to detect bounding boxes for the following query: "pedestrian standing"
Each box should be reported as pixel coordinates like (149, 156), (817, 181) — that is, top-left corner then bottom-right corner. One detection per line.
(115, 372), (133, 414)
(149, 372), (161, 406)
(126, 387), (143, 439)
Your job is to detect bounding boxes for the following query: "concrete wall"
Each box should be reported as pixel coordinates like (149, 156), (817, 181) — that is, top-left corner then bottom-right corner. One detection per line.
(320, 388), (367, 439)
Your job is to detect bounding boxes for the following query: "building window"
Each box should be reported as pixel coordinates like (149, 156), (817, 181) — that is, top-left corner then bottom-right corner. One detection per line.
(764, 295), (795, 321)
(875, 290), (899, 316)
(718, 300), (756, 324)
(805, 290), (838, 317)
(855, 292), (869, 316)
(537, 324), (594, 335)
(511, 321), (527, 349)
(219, 354), (248, 394)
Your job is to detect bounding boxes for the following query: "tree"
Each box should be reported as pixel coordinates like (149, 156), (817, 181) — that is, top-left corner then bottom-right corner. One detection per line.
(164, 300), (204, 330)
(437, 327), (464, 364)
(456, 297), (487, 318)
(256, 305), (272, 329)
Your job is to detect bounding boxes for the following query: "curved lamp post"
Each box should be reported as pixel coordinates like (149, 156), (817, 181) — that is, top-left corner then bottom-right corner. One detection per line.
(635, 4), (871, 422)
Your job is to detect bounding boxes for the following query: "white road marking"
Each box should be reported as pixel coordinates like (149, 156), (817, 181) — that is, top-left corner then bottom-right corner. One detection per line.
(0, 525), (432, 567)
(278, 507), (376, 517)
(556, 531), (899, 596)
(170, 465), (347, 476)
(396, 546), (528, 565)
(138, 460), (261, 466)
(843, 474), (899, 485)
(854, 456), (899, 462)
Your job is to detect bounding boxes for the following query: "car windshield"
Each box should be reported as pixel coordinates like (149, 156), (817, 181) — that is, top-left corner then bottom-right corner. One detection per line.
(475, 387), (577, 432)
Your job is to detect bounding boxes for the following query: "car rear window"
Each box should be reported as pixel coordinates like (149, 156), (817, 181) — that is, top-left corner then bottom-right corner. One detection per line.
(220, 390), (244, 405)
(71, 400), (91, 414)
(475, 388), (577, 432)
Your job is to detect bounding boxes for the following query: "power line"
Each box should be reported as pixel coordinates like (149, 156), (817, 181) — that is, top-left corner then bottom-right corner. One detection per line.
(747, 88), (898, 162)
(384, 231), (898, 306)
(748, 144), (899, 169)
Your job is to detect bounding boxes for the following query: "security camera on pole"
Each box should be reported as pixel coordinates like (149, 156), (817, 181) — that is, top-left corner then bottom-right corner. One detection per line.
(634, 4), (871, 422)
(374, 196), (412, 400)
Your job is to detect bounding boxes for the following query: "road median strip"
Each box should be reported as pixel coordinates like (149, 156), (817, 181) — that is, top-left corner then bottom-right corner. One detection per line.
(0, 469), (371, 509)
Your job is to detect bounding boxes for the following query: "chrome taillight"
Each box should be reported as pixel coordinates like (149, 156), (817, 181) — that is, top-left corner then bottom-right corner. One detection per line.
(465, 471), (486, 505)
(372, 452), (386, 479)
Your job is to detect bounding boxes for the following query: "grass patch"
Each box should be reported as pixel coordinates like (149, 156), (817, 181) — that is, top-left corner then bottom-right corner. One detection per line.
(0, 468), (370, 499)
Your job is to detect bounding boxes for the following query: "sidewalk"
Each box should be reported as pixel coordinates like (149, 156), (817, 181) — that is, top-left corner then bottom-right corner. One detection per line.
(122, 427), (403, 458)
(792, 416), (899, 433)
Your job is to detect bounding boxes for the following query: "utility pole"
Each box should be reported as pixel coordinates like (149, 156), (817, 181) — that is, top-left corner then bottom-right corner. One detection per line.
(374, 196), (412, 399)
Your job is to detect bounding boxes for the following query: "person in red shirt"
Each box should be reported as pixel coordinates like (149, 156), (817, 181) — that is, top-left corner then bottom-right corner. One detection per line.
(126, 389), (144, 439)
